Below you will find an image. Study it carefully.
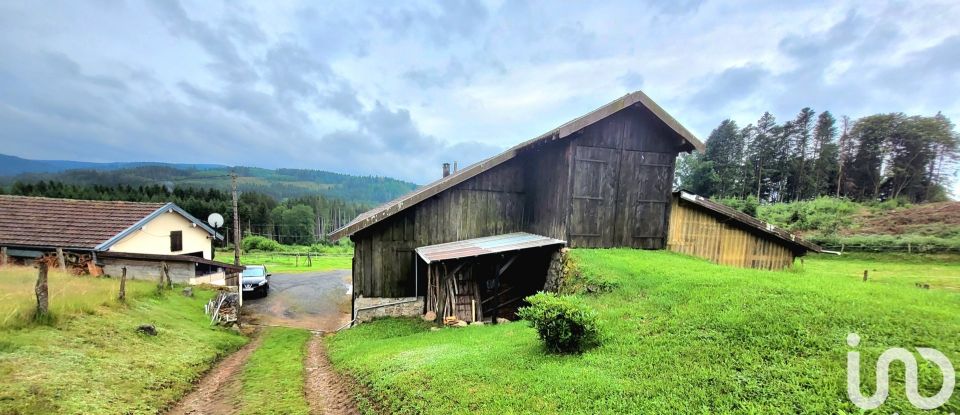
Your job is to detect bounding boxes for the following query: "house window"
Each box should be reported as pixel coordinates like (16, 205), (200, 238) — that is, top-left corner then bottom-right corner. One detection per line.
(170, 231), (183, 252)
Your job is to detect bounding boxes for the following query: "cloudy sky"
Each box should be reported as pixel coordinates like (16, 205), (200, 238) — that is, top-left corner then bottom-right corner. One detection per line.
(1, 1), (958, 188)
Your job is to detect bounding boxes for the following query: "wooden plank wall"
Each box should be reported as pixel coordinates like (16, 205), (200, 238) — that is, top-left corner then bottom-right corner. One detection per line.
(567, 105), (683, 248)
(353, 158), (527, 298)
(523, 139), (572, 241)
(666, 197), (795, 270)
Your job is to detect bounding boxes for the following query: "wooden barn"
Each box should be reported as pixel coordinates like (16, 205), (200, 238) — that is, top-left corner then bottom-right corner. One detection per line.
(330, 91), (819, 323)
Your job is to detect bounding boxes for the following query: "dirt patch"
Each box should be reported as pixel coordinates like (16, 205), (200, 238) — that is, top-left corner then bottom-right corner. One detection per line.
(304, 334), (360, 415)
(166, 333), (263, 415)
(848, 202), (960, 236)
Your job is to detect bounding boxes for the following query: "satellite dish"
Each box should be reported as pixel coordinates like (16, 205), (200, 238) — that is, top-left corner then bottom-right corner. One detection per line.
(207, 213), (224, 228)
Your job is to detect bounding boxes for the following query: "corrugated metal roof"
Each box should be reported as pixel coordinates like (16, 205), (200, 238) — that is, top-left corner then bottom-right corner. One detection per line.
(329, 90), (704, 241)
(415, 232), (566, 263)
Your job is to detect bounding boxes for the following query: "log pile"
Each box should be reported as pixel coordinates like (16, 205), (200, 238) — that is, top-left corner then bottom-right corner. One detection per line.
(205, 290), (241, 326)
(427, 262), (482, 323)
(36, 251), (101, 276)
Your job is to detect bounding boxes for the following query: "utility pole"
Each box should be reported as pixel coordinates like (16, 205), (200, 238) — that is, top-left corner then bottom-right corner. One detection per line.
(231, 172), (241, 266)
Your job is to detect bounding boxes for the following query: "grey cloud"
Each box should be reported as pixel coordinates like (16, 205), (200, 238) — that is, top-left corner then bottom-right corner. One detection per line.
(148, 1), (258, 83)
(403, 59), (468, 89)
(619, 71), (645, 90)
(691, 64), (770, 110)
(263, 42), (334, 101)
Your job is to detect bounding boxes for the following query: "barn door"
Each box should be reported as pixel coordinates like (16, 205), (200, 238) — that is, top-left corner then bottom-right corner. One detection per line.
(614, 151), (674, 248)
(568, 145), (619, 247)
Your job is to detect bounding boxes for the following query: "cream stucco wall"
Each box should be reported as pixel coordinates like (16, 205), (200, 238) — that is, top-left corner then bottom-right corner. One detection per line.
(108, 211), (213, 259)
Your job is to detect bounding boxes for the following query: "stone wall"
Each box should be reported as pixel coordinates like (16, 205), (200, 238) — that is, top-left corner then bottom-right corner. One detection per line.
(355, 296), (424, 323)
(101, 258), (194, 283)
(543, 247), (570, 292)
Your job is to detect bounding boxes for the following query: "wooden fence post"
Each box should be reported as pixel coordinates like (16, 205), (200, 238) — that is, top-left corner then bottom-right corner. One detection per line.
(119, 266), (127, 301)
(1, 246), (7, 267)
(158, 262), (166, 291)
(306, 253), (312, 267)
(36, 262), (49, 318)
(166, 262), (172, 289)
(295, 253), (300, 267)
(56, 247), (66, 271)
(863, 270), (868, 281)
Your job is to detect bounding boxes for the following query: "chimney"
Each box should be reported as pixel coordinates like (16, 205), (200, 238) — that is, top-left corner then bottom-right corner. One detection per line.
(442, 163), (450, 178)
(453, 161), (458, 172)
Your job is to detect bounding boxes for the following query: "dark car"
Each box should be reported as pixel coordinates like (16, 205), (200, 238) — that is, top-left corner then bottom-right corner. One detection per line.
(241, 265), (271, 297)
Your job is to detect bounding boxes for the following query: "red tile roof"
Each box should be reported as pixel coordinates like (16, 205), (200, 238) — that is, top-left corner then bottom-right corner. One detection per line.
(0, 195), (165, 249)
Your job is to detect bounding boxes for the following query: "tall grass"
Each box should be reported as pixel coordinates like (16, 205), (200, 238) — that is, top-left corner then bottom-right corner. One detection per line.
(0, 266), (155, 328)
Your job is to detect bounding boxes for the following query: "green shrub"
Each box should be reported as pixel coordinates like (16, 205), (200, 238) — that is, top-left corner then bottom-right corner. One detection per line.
(715, 195), (759, 216)
(756, 197), (860, 233)
(241, 235), (283, 252)
(517, 292), (602, 354)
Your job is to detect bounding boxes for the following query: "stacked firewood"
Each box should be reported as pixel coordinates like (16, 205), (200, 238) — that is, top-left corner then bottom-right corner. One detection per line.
(37, 252), (99, 275)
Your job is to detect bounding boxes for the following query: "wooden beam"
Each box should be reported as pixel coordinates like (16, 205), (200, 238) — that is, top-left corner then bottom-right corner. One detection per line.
(55, 247), (66, 271)
(497, 254), (518, 276)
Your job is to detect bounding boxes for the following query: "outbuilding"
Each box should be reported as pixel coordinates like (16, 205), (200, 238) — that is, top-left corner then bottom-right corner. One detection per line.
(331, 91), (819, 323)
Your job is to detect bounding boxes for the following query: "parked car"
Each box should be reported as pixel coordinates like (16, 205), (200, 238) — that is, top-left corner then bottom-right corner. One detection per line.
(241, 265), (271, 297)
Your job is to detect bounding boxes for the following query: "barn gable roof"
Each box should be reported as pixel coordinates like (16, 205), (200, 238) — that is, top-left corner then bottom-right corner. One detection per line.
(330, 90), (704, 241)
(0, 195), (222, 250)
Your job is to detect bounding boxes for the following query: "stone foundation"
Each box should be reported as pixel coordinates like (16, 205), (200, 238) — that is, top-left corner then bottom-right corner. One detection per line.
(543, 247), (570, 292)
(355, 296), (424, 323)
(101, 258), (194, 283)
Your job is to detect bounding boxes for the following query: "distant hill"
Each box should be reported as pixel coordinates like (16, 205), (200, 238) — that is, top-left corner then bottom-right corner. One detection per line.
(0, 154), (417, 205)
(0, 153), (224, 176)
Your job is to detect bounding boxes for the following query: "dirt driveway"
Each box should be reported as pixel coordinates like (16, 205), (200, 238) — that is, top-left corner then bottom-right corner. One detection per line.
(243, 270), (352, 332)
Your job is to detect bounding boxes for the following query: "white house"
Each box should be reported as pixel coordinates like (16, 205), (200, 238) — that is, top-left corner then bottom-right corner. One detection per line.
(0, 195), (242, 283)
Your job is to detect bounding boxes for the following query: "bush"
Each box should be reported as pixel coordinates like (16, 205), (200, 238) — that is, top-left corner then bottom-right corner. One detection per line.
(716, 195), (759, 216)
(756, 197), (860, 233)
(516, 292), (602, 354)
(241, 235), (283, 252)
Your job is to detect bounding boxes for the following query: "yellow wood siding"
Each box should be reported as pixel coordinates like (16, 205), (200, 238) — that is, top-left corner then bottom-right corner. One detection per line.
(666, 198), (795, 270)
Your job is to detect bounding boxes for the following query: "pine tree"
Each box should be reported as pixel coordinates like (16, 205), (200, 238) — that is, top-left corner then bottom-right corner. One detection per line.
(811, 111), (838, 196)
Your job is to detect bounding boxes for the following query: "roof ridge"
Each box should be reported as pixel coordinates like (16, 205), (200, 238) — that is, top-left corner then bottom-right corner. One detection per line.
(0, 194), (166, 206)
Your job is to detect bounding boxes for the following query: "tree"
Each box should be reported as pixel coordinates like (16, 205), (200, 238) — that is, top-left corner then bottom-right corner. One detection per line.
(846, 114), (898, 201)
(790, 108), (816, 200)
(674, 152), (717, 196)
(746, 112), (779, 201)
(703, 119), (744, 198)
(811, 111), (839, 197)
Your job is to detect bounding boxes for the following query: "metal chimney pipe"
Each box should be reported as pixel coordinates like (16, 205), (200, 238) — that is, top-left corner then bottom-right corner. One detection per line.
(442, 163), (450, 177)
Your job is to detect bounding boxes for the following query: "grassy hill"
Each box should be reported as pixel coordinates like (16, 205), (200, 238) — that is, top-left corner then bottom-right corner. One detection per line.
(732, 197), (960, 252)
(0, 161), (418, 205)
(327, 249), (960, 414)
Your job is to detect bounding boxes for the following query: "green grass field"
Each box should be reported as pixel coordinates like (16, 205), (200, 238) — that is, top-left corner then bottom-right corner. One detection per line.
(0, 266), (157, 328)
(219, 250), (352, 274)
(240, 327), (312, 415)
(0, 283), (247, 414)
(327, 250), (960, 414)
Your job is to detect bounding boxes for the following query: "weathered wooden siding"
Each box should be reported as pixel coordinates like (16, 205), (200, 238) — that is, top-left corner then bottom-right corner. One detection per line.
(523, 140), (571, 240)
(666, 197), (796, 269)
(353, 158), (526, 297)
(567, 105), (682, 248)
